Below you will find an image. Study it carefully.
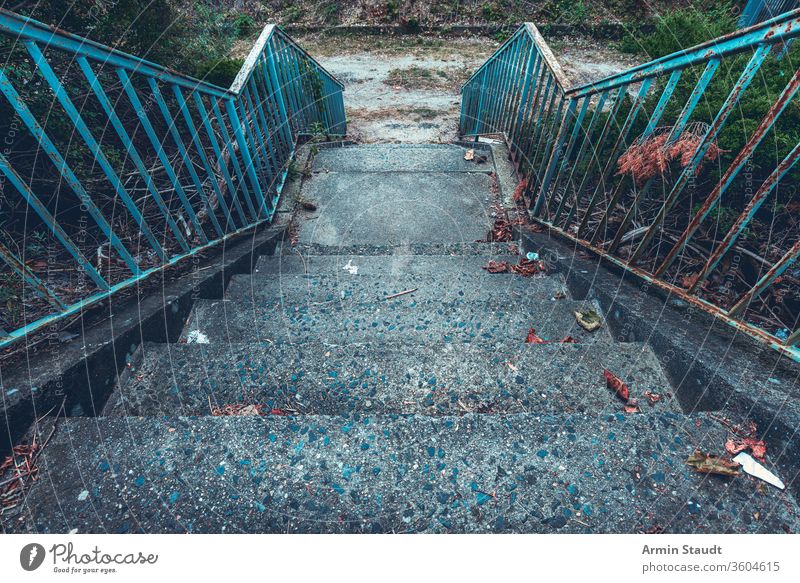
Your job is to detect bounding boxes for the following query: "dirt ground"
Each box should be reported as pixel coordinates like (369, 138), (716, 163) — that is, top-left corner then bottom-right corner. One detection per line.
(234, 33), (643, 143)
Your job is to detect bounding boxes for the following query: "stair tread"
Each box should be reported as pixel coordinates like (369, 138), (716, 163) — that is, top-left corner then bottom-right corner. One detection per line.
(297, 171), (494, 246)
(179, 297), (610, 345)
(277, 242), (522, 256)
(253, 253), (528, 275)
(7, 413), (797, 534)
(104, 340), (676, 416)
(227, 272), (569, 303)
(312, 143), (492, 173)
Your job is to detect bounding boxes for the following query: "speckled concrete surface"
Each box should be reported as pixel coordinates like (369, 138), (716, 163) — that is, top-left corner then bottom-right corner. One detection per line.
(5, 414), (799, 534)
(226, 271), (568, 305)
(103, 340), (675, 417)
(179, 297), (610, 345)
(311, 144), (493, 173)
(5, 143), (795, 534)
(297, 171), (494, 246)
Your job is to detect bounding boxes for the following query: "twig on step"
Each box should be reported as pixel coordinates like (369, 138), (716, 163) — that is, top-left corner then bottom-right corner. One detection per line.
(383, 288), (418, 300)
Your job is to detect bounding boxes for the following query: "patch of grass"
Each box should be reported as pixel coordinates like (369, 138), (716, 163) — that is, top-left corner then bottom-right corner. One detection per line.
(231, 13), (256, 38)
(385, 0), (400, 21)
(284, 5), (302, 24)
(384, 65), (465, 90)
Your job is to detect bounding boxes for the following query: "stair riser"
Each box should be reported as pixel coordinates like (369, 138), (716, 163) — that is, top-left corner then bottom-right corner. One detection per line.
(225, 273), (569, 304)
(179, 299), (610, 345)
(105, 342), (677, 416)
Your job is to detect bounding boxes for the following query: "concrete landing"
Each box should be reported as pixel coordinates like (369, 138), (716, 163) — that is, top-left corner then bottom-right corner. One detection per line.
(298, 171), (494, 246)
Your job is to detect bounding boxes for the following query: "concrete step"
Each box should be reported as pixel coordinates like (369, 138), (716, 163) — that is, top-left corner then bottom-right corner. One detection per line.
(178, 297), (611, 345)
(226, 271), (569, 305)
(250, 253), (532, 277)
(276, 242), (522, 256)
(5, 413), (797, 533)
(103, 340), (676, 417)
(312, 143), (493, 173)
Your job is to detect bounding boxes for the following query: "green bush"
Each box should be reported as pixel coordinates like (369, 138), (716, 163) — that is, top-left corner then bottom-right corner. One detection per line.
(617, 1), (736, 57)
(231, 13), (257, 38)
(191, 58), (245, 88)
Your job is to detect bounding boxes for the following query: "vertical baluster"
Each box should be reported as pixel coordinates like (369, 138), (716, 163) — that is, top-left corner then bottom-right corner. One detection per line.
(206, 96), (258, 220)
(607, 59), (721, 254)
(472, 68), (488, 136)
(265, 51), (295, 150)
(576, 77), (654, 237)
(116, 69), (208, 244)
(533, 97), (575, 218)
(244, 80), (278, 181)
(550, 96), (590, 222)
(191, 92), (249, 225)
(656, 66), (800, 278)
(509, 43), (538, 152)
(225, 98), (269, 219)
(172, 85), (239, 231)
(629, 45), (771, 265)
(590, 69), (683, 244)
(148, 78), (224, 239)
(688, 141), (800, 293)
(0, 55), (148, 270)
(79, 59), (189, 252)
(0, 151), (108, 289)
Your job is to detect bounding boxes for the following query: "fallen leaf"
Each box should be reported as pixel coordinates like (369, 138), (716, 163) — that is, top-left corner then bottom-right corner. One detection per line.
(686, 450), (741, 476)
(623, 399), (640, 414)
(644, 390), (662, 405)
(464, 149), (475, 161)
(509, 258), (545, 277)
(603, 369), (630, 402)
(525, 328), (548, 344)
(725, 436), (767, 461)
(483, 260), (510, 273)
(575, 309), (603, 332)
(237, 404), (262, 416)
(559, 336), (579, 344)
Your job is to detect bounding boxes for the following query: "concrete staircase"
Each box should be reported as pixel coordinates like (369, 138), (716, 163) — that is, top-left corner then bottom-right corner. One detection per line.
(4, 144), (799, 534)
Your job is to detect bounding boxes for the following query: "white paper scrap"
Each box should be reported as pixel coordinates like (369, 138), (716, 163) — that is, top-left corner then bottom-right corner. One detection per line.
(733, 452), (785, 490)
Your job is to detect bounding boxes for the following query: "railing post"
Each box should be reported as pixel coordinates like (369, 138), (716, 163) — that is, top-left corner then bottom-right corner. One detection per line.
(532, 98), (575, 218)
(267, 49), (295, 149)
(472, 69), (487, 137)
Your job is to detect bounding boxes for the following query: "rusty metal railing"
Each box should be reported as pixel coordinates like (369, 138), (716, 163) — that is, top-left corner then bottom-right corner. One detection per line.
(461, 11), (800, 361)
(0, 10), (345, 348)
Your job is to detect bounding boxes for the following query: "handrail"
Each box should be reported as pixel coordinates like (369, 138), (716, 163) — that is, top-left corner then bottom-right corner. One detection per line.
(0, 9), (346, 348)
(460, 11), (800, 361)
(231, 23), (344, 94)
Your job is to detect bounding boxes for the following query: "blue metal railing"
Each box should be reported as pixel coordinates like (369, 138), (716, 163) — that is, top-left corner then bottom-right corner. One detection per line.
(0, 9), (345, 348)
(461, 11), (800, 360)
